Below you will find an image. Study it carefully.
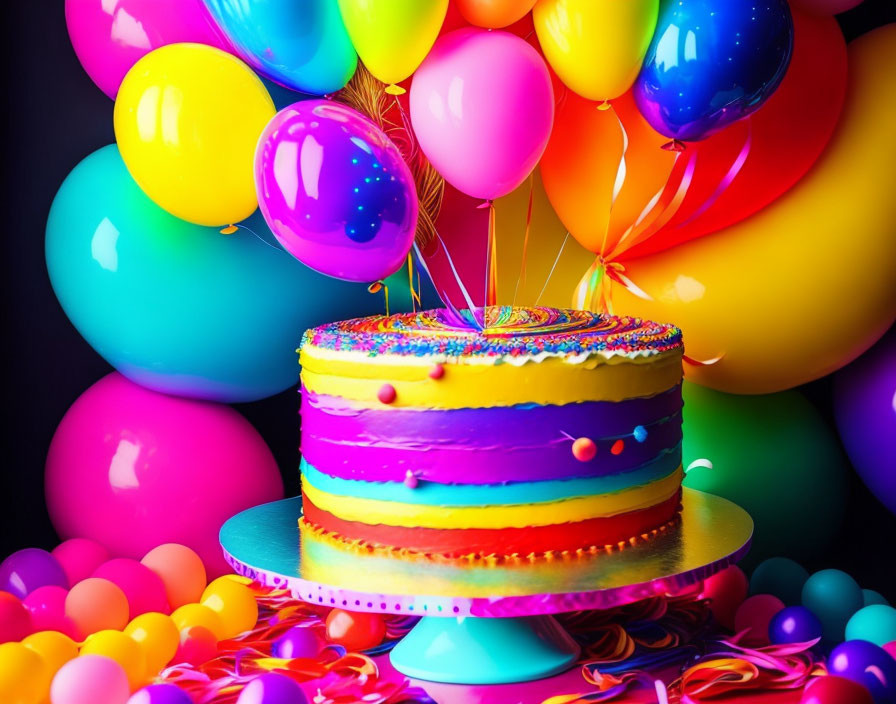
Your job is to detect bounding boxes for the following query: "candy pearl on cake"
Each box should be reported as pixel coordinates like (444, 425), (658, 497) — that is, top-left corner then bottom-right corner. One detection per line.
(377, 384), (397, 404)
(429, 363), (445, 379)
(611, 439), (625, 455)
(633, 425), (648, 443)
(403, 471), (419, 489)
(571, 437), (596, 462)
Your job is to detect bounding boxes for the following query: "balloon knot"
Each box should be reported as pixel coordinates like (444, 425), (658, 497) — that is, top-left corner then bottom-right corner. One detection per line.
(596, 100), (611, 111)
(384, 84), (406, 96)
(661, 139), (686, 152)
(367, 281), (384, 293)
(476, 200), (493, 210)
(220, 225), (238, 235)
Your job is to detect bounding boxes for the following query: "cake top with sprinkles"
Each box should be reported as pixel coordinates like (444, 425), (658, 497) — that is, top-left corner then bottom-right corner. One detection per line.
(301, 306), (682, 359)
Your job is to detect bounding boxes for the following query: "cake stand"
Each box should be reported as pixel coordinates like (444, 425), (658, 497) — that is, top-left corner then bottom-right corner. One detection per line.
(220, 488), (752, 685)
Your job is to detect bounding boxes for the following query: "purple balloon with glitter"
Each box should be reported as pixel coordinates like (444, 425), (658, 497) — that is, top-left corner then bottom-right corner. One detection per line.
(833, 332), (896, 516)
(236, 672), (307, 704)
(0, 548), (68, 599)
(254, 101), (418, 283)
(828, 640), (896, 704)
(127, 683), (193, 704)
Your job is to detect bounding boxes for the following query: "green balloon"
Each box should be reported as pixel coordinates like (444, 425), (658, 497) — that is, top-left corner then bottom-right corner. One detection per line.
(682, 383), (848, 568)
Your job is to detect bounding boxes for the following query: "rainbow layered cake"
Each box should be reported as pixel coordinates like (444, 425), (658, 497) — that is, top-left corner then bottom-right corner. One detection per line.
(298, 306), (684, 560)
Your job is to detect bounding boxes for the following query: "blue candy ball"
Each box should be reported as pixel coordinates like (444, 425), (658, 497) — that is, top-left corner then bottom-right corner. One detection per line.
(845, 605), (896, 647)
(801, 569), (864, 643)
(768, 606), (823, 645)
(750, 557), (810, 605)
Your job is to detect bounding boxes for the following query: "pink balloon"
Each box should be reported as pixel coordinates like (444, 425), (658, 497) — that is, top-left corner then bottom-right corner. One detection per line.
(734, 594), (786, 647)
(410, 28), (554, 201)
(92, 559), (170, 616)
(65, 0), (232, 98)
(700, 565), (748, 631)
(51, 654), (131, 704)
(45, 373), (283, 577)
(22, 585), (79, 639)
(53, 538), (111, 587)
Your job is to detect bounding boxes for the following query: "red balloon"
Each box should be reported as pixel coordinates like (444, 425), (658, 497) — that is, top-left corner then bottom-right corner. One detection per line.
(800, 675), (874, 704)
(701, 565), (748, 631)
(173, 625), (218, 667)
(0, 592), (33, 643)
(325, 609), (386, 652)
(623, 8), (848, 259)
(734, 594), (785, 646)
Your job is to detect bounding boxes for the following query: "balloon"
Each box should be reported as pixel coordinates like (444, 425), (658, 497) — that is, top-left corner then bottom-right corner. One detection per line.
(534, 0), (658, 101)
(22, 631), (79, 679)
(634, 0), (793, 141)
(65, 578), (129, 638)
(127, 683), (193, 704)
(124, 613), (180, 675)
(325, 609), (386, 651)
(0, 592), (33, 644)
(733, 595), (785, 647)
(833, 332), (896, 516)
(0, 548), (68, 598)
(457, 0), (536, 28)
(864, 590), (891, 607)
(172, 626), (217, 667)
(65, 0), (232, 99)
(622, 8), (848, 259)
(23, 586), (77, 638)
(800, 676), (874, 704)
(769, 606), (824, 645)
(140, 545), (206, 610)
(0, 641), (49, 704)
(272, 626), (320, 660)
(255, 101), (418, 282)
(609, 25), (896, 393)
(52, 539), (110, 587)
(113, 44), (275, 226)
(791, 0), (864, 14)
(750, 558), (811, 606)
(336, 0), (448, 88)
(93, 560), (169, 617)
(45, 374), (284, 577)
(885, 642), (896, 660)
(236, 672), (306, 704)
(50, 655), (130, 704)
(203, 0), (356, 95)
(801, 569), (864, 643)
(699, 566), (748, 631)
(410, 28), (553, 200)
(828, 640), (896, 704)
(81, 630), (147, 690)
(845, 605), (896, 647)
(682, 384), (848, 566)
(171, 604), (225, 641)
(200, 577), (258, 639)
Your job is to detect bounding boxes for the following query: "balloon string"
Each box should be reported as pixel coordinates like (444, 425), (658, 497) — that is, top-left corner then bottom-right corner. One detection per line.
(535, 232), (570, 306)
(598, 104), (631, 257)
(485, 202), (498, 308)
(512, 174), (536, 306)
(432, 233), (482, 329)
(219, 223), (286, 254)
(406, 253), (420, 312)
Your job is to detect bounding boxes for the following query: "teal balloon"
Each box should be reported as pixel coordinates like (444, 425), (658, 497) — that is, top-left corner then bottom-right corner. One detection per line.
(845, 605), (896, 647)
(45, 145), (395, 403)
(802, 569), (864, 643)
(863, 589), (890, 607)
(750, 557), (810, 606)
(203, 0), (357, 95)
(682, 383), (848, 568)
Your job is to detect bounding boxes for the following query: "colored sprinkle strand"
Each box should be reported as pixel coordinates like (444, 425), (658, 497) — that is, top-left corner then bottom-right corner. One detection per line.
(301, 306), (681, 359)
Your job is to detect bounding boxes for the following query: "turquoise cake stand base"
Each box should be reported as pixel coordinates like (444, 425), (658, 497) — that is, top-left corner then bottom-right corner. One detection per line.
(220, 488), (752, 685)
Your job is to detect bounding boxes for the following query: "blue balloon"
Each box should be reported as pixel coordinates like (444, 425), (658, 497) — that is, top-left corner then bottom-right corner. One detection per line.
(768, 606), (822, 645)
(203, 0), (357, 95)
(829, 640), (896, 704)
(634, 0), (793, 141)
(45, 145), (391, 403)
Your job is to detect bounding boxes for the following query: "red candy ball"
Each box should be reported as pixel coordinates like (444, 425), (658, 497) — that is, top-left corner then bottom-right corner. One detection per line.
(800, 675), (873, 704)
(734, 594), (785, 646)
(572, 437), (596, 462)
(428, 363), (445, 380)
(701, 565), (748, 630)
(0, 591), (33, 643)
(325, 609), (386, 651)
(377, 384), (396, 404)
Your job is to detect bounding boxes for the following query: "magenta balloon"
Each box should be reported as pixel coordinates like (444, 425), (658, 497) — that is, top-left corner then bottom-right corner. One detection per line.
(255, 101), (418, 283)
(410, 28), (554, 201)
(92, 559), (170, 616)
(45, 373), (283, 576)
(65, 0), (232, 98)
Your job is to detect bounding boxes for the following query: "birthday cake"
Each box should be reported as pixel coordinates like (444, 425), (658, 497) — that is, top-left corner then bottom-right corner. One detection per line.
(298, 306), (684, 560)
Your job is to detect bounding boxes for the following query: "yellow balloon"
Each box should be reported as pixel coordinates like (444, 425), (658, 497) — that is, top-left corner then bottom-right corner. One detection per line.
(22, 632), (78, 681)
(0, 642), (49, 704)
(124, 613), (180, 676)
(200, 576), (259, 639)
(534, 0), (659, 101)
(80, 630), (147, 691)
(171, 603), (226, 640)
(114, 43), (275, 227)
(600, 26), (896, 393)
(337, 0), (448, 88)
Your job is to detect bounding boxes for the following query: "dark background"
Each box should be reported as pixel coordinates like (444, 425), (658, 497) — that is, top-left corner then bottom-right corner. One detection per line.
(2, 4), (895, 596)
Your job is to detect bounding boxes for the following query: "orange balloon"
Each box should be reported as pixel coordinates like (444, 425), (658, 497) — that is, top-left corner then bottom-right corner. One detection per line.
(124, 612), (179, 675)
(65, 578), (129, 638)
(456, 0), (536, 28)
(170, 604), (225, 640)
(141, 544), (207, 609)
(200, 577), (258, 639)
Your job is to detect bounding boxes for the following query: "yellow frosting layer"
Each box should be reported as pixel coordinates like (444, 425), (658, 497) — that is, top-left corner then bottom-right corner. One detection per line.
(302, 467), (683, 529)
(300, 347), (682, 408)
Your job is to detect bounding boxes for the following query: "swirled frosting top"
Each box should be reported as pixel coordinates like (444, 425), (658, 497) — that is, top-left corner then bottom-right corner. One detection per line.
(301, 306), (681, 359)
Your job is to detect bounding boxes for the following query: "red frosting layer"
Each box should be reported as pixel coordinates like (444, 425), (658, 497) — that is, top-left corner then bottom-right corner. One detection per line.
(301, 490), (683, 557)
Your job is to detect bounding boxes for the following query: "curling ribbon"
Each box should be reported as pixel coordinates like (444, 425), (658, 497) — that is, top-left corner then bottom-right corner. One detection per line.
(573, 258), (653, 315)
